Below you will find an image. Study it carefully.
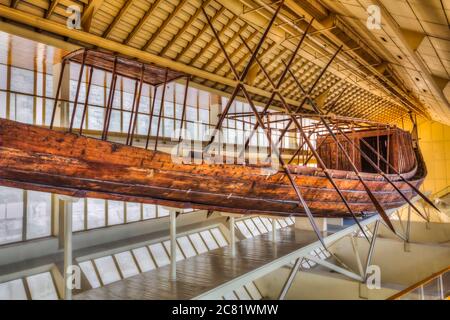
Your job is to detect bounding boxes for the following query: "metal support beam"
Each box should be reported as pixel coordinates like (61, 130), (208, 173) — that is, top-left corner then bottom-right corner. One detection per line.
(364, 220), (380, 281)
(278, 258), (302, 300)
(350, 235), (365, 278)
(194, 200), (418, 300)
(81, 0), (104, 32)
(46, 0), (60, 19)
(304, 254), (363, 282)
(170, 210), (177, 281)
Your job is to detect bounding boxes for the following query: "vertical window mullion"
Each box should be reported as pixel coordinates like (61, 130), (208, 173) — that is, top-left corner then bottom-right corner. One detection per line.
(84, 198), (88, 231)
(104, 199), (108, 226)
(33, 65), (37, 125)
(22, 190), (27, 241)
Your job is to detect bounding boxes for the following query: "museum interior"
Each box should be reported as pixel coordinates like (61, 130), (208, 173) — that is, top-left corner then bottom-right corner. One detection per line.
(0, 0), (449, 300)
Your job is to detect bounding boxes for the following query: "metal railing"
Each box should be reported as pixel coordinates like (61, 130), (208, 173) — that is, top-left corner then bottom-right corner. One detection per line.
(388, 266), (450, 300)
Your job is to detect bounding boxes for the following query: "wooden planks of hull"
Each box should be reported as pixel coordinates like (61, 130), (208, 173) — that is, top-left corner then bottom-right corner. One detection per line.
(0, 119), (425, 217)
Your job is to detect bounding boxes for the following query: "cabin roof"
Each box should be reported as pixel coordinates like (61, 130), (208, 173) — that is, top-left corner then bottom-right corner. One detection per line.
(64, 49), (187, 86)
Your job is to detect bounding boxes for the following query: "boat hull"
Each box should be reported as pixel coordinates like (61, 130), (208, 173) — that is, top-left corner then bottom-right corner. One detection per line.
(0, 119), (426, 217)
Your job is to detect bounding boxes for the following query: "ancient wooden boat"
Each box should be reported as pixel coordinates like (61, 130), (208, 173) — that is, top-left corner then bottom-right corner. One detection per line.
(0, 49), (430, 220)
(0, 118), (426, 218)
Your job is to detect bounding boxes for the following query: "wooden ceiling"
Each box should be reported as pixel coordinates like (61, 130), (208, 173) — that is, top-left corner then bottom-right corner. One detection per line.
(0, 0), (448, 124)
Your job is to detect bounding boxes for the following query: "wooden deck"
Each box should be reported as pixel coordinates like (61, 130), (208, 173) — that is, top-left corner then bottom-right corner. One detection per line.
(74, 227), (324, 300)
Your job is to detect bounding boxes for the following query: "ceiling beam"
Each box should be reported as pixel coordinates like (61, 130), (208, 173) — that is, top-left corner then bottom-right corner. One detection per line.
(81, 0), (104, 32)
(159, 0), (212, 57)
(46, 0), (60, 18)
(219, 0), (415, 118)
(141, 0), (189, 51)
(190, 15), (238, 66)
(175, 7), (224, 61)
(125, 0), (164, 45)
(103, 0), (135, 39)
(10, 0), (20, 8)
(0, 5), (303, 107)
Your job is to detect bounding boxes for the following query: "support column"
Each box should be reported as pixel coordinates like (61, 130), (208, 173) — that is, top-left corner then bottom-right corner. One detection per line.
(170, 210), (177, 281)
(272, 218), (276, 242)
(230, 217), (236, 257)
(59, 196), (79, 300)
(278, 257), (302, 300)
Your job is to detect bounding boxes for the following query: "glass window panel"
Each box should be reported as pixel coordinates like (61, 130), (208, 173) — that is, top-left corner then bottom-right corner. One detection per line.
(108, 200), (124, 226)
(27, 191), (51, 240)
(87, 199), (105, 229)
(285, 217), (294, 225)
(148, 243), (170, 267)
(26, 272), (58, 300)
(126, 203), (141, 222)
(200, 230), (219, 250)
(188, 233), (208, 254)
(137, 114), (149, 135)
(0, 65), (7, 90)
(274, 220), (282, 229)
(0, 92), (6, 119)
(245, 282), (262, 300)
(236, 221), (252, 239)
(199, 108), (209, 124)
(223, 291), (238, 300)
(115, 251), (139, 278)
(177, 236), (197, 258)
(132, 247), (155, 272)
(108, 110), (121, 133)
(87, 106), (104, 130)
(198, 90), (209, 109)
(244, 219), (260, 236)
(158, 206), (170, 217)
(14, 95), (33, 124)
(79, 260), (101, 289)
(0, 186), (23, 245)
(235, 287), (252, 300)
(122, 91), (134, 111)
(163, 240), (184, 261)
(123, 111), (131, 134)
(260, 217), (273, 231)
(45, 99), (53, 126)
(139, 94), (150, 114)
(72, 199), (85, 232)
(94, 256), (121, 285)
(278, 219), (288, 228)
(210, 228), (228, 247)
(0, 279), (27, 300)
(252, 217), (268, 234)
(11, 67), (33, 94)
(186, 106), (197, 122)
(164, 118), (174, 138)
(143, 204), (156, 220)
(186, 87), (198, 108)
